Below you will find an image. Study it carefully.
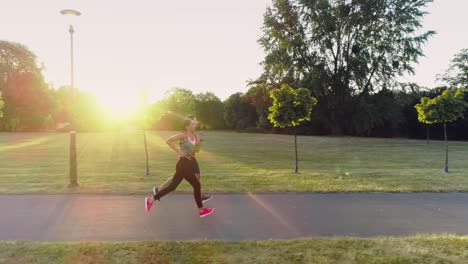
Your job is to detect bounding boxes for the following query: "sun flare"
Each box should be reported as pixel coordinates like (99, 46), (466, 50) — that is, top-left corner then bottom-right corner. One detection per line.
(99, 95), (139, 119)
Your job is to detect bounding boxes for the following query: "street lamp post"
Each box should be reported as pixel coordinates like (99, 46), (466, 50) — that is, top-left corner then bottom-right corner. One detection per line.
(60, 9), (81, 188)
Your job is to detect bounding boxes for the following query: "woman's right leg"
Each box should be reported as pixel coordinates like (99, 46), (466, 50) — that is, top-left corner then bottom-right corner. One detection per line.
(146, 160), (185, 212)
(152, 159), (186, 201)
(153, 175), (175, 200)
(153, 173), (183, 201)
(159, 176), (174, 190)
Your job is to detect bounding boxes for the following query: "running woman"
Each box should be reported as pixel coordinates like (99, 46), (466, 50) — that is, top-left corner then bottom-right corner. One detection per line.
(153, 124), (211, 203)
(145, 116), (214, 218)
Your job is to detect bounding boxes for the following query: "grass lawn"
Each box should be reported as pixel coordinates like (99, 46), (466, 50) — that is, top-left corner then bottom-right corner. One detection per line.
(0, 131), (467, 193)
(1, 235), (468, 263)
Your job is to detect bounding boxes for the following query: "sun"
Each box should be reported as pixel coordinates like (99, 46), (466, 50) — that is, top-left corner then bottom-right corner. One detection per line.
(94, 89), (164, 121)
(99, 95), (140, 119)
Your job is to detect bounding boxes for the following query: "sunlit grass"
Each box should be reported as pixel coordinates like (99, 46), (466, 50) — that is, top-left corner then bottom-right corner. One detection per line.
(1, 235), (468, 263)
(0, 136), (52, 152)
(0, 131), (467, 193)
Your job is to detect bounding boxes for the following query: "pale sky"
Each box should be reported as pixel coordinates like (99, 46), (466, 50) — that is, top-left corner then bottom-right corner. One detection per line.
(1, 0), (467, 113)
(402, 0), (468, 88)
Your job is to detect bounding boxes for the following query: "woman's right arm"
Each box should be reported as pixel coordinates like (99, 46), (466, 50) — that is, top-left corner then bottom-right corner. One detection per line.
(165, 133), (187, 157)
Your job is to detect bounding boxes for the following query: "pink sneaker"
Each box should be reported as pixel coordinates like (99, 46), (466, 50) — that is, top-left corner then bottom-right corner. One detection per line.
(145, 197), (154, 213)
(199, 207), (215, 218)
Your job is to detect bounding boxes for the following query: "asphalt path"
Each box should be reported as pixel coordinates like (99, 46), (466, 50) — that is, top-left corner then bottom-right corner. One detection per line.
(1, 193), (468, 241)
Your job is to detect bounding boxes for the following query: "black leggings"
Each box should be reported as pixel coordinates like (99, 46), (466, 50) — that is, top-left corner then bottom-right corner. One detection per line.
(153, 157), (203, 208)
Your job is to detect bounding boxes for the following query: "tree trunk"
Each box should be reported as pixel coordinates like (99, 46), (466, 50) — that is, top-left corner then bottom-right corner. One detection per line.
(444, 122), (448, 173)
(426, 125), (429, 144)
(144, 130), (150, 176)
(294, 127), (298, 173)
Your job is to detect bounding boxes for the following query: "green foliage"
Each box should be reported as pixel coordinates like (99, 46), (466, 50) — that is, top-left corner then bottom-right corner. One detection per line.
(224, 93), (243, 129)
(260, 0), (434, 91)
(245, 82), (273, 128)
(153, 88), (197, 130)
(43, 114), (55, 131)
(195, 92), (224, 129)
(349, 90), (404, 135)
(1, 72), (53, 131)
(415, 87), (467, 172)
(223, 92), (256, 129)
(438, 49), (468, 87)
(145, 100), (167, 128)
(0, 40), (53, 131)
(49, 86), (113, 132)
(415, 88), (468, 124)
(152, 88), (225, 130)
(72, 92), (109, 131)
(0, 40), (39, 83)
(258, 0), (434, 133)
(268, 84), (317, 128)
(163, 88), (196, 116)
(9, 116), (19, 132)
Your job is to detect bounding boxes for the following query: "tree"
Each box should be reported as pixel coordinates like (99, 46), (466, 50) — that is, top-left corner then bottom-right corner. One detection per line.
(258, 0), (434, 134)
(164, 88), (196, 115)
(146, 99), (167, 130)
(268, 84), (317, 172)
(224, 93), (244, 129)
(438, 49), (468, 87)
(415, 88), (468, 172)
(0, 40), (39, 87)
(139, 88), (150, 176)
(245, 81), (274, 128)
(49, 86), (72, 130)
(195, 92), (224, 129)
(0, 40), (53, 131)
(349, 90), (403, 136)
(50, 86), (109, 132)
(72, 91), (106, 131)
(156, 88), (197, 130)
(223, 92), (256, 129)
(1, 71), (53, 131)
(0, 91), (4, 118)
(43, 114), (55, 132)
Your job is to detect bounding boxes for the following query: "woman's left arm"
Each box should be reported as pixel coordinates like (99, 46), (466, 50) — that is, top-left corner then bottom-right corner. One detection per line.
(199, 131), (205, 144)
(194, 131), (204, 152)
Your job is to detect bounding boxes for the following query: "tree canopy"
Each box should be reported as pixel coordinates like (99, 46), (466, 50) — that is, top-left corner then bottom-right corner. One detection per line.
(258, 0), (434, 134)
